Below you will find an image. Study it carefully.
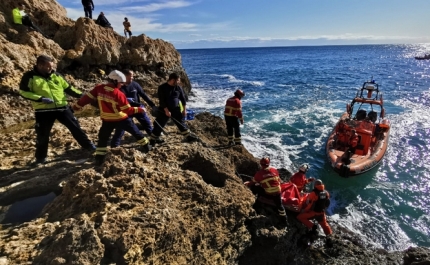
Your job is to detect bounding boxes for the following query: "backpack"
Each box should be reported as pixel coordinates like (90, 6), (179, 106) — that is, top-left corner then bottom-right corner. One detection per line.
(313, 190), (330, 212)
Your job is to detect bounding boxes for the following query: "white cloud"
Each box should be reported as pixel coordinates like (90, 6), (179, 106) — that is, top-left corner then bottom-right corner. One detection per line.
(71, 0), (150, 6)
(120, 0), (193, 13)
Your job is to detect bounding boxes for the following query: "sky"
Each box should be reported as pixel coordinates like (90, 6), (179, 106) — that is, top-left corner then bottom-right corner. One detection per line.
(57, 0), (430, 49)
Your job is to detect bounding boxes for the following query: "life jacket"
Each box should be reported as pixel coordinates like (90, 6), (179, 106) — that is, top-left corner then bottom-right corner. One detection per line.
(312, 190), (330, 213)
(349, 133), (359, 148)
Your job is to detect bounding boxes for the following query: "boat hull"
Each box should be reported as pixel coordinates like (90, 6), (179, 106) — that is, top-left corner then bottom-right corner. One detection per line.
(325, 112), (390, 177)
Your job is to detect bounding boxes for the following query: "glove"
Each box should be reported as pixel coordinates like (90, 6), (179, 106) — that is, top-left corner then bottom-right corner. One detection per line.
(41, 97), (54, 104)
(98, 69), (105, 75)
(244, 181), (253, 187)
(240, 118), (244, 125)
(137, 107), (146, 113)
(126, 98), (135, 103)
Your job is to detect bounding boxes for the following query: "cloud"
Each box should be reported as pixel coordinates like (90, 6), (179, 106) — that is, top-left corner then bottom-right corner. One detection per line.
(120, 0), (194, 13)
(189, 34), (202, 37)
(71, 0), (150, 6)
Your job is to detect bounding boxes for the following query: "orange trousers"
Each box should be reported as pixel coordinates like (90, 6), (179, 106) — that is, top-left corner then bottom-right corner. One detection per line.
(297, 211), (332, 235)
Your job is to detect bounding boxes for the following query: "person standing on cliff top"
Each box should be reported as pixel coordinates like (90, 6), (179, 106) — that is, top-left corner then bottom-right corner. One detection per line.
(149, 73), (199, 145)
(110, 69), (156, 148)
(81, 0), (94, 19)
(19, 55), (96, 166)
(72, 70), (152, 166)
(224, 89), (245, 146)
(123, 17), (132, 38)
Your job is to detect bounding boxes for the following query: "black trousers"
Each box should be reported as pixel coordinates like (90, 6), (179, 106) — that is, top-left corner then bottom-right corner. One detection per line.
(22, 16), (44, 35)
(225, 115), (241, 143)
(96, 118), (148, 158)
(151, 107), (189, 138)
(34, 108), (93, 160)
(250, 185), (287, 219)
(83, 6), (92, 19)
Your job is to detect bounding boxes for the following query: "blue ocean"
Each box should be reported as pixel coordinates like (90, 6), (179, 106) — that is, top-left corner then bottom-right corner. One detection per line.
(179, 45), (430, 250)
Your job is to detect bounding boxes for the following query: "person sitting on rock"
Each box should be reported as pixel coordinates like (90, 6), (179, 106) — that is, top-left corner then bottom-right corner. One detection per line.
(95, 12), (112, 28)
(72, 70), (152, 166)
(289, 163), (314, 192)
(149, 73), (198, 145)
(12, 4), (46, 36)
(110, 69), (156, 148)
(19, 55), (96, 166)
(244, 157), (288, 226)
(297, 179), (332, 237)
(123, 17), (132, 38)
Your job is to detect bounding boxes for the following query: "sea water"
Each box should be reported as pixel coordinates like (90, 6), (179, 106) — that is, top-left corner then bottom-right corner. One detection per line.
(179, 44), (430, 250)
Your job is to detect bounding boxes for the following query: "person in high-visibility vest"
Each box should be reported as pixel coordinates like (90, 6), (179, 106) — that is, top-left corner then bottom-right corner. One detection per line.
(12, 4), (46, 36)
(224, 89), (245, 145)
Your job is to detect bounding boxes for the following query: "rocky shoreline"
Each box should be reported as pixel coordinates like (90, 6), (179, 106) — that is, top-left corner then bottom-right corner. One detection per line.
(1, 0), (430, 264)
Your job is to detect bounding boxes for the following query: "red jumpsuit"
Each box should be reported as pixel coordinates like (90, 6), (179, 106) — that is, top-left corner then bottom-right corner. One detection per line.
(289, 171), (312, 192)
(297, 182), (332, 235)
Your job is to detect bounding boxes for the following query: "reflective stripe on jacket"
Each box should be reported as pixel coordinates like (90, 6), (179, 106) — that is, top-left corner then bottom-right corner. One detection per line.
(224, 96), (243, 119)
(12, 8), (23, 24)
(252, 166), (281, 195)
(76, 84), (141, 121)
(19, 68), (82, 110)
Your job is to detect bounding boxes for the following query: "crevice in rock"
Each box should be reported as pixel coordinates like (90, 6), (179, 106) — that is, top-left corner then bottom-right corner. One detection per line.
(181, 153), (229, 188)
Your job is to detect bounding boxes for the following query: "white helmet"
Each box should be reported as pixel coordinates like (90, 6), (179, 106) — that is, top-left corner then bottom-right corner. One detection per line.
(299, 163), (309, 173)
(108, 70), (126, 83)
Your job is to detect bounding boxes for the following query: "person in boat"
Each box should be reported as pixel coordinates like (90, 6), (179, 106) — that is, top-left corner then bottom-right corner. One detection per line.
(297, 179), (332, 237)
(244, 157), (288, 225)
(289, 163), (314, 192)
(224, 89), (245, 146)
(72, 70), (152, 166)
(342, 129), (359, 164)
(110, 69), (156, 148)
(333, 120), (349, 149)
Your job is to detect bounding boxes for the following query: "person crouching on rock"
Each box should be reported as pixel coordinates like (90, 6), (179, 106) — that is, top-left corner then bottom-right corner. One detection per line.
(244, 157), (288, 226)
(297, 179), (332, 237)
(95, 12), (112, 28)
(224, 89), (245, 146)
(289, 163), (314, 193)
(73, 70), (152, 166)
(19, 55), (96, 166)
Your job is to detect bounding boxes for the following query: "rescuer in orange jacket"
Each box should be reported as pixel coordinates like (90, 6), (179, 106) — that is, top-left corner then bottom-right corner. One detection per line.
(73, 70), (152, 166)
(245, 157), (288, 225)
(343, 129), (359, 164)
(224, 89), (244, 145)
(289, 163), (315, 192)
(297, 179), (332, 236)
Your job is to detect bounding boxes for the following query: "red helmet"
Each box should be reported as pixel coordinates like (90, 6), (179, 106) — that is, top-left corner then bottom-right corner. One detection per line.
(234, 89), (245, 98)
(260, 157), (270, 167)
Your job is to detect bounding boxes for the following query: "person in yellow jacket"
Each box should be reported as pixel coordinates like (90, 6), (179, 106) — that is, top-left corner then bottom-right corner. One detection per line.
(19, 55), (96, 165)
(123, 17), (132, 38)
(12, 4), (46, 36)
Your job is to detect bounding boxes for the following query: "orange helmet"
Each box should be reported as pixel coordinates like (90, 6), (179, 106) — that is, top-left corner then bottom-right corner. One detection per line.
(260, 157), (270, 167)
(234, 89), (245, 98)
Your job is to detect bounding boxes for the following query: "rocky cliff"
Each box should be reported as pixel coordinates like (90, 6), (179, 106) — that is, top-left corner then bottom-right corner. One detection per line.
(1, 0), (430, 264)
(0, 0), (189, 129)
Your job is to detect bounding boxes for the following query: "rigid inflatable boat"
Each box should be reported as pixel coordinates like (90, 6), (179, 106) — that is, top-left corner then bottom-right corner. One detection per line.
(325, 80), (391, 177)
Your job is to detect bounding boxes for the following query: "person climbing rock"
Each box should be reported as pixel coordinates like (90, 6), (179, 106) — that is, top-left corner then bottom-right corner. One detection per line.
(297, 179), (332, 237)
(224, 89), (245, 145)
(289, 163), (314, 192)
(149, 73), (198, 145)
(19, 55), (96, 166)
(72, 70), (152, 166)
(244, 157), (288, 225)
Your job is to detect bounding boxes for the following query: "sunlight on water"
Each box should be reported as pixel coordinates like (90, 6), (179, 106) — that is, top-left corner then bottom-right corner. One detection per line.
(182, 44), (430, 249)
